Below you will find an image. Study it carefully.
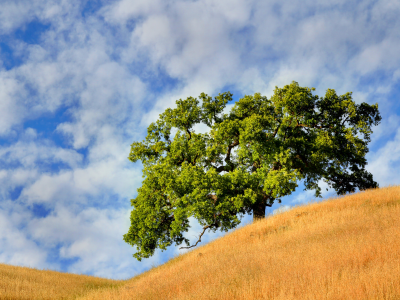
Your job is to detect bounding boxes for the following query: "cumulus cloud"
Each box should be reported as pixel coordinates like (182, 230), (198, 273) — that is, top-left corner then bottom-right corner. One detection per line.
(0, 71), (29, 136)
(105, 0), (399, 128)
(0, 200), (49, 268)
(367, 127), (400, 187)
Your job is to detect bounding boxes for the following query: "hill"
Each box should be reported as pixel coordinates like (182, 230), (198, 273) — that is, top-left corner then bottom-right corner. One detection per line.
(1, 185), (400, 300)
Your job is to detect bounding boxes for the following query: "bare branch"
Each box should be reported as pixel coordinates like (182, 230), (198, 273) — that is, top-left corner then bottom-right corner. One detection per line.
(179, 222), (217, 250)
(179, 192), (240, 250)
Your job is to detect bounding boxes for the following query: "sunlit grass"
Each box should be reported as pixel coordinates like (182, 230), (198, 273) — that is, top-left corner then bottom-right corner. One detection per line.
(1, 185), (399, 299)
(0, 262), (126, 299)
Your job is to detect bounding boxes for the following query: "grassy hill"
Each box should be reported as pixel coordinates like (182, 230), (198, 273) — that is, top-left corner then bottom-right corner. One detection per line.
(1, 185), (400, 300)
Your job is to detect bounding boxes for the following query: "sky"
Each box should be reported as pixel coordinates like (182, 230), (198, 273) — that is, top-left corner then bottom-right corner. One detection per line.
(0, 0), (399, 281)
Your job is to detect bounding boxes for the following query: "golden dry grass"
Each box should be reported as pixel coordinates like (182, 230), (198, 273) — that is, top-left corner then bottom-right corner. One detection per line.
(0, 263), (126, 299)
(1, 185), (400, 299)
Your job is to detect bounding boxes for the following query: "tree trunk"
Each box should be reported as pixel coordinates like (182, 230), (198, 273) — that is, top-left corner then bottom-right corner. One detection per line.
(252, 201), (266, 223)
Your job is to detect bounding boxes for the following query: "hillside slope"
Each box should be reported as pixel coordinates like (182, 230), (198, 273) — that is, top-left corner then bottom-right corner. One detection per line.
(1, 185), (400, 300)
(0, 262), (125, 299)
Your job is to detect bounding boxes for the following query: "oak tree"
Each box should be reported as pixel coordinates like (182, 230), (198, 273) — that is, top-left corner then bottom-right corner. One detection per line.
(124, 81), (381, 261)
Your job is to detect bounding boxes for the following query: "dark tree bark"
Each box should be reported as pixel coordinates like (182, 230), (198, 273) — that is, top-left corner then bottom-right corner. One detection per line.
(252, 201), (266, 223)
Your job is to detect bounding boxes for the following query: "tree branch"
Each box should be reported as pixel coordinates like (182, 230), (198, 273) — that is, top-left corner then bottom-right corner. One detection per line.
(157, 213), (174, 226)
(179, 222), (218, 250)
(192, 153), (200, 165)
(296, 122), (333, 129)
(225, 140), (239, 167)
(341, 116), (350, 126)
(212, 165), (226, 173)
(178, 203), (238, 250)
(260, 190), (274, 207)
(208, 140), (239, 173)
(295, 153), (308, 169)
(267, 124), (281, 141)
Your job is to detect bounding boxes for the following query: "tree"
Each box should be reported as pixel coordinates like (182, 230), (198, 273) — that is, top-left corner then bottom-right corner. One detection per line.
(123, 81), (381, 261)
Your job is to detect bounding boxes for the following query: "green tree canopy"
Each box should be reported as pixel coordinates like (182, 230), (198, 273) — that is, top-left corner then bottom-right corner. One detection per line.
(124, 81), (381, 261)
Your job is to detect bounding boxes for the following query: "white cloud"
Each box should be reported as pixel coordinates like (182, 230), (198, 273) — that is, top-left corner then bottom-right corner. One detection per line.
(0, 1), (39, 34)
(370, 114), (400, 148)
(102, 0), (165, 25)
(124, 0), (398, 129)
(367, 127), (400, 187)
(349, 38), (400, 76)
(0, 201), (49, 268)
(19, 157), (143, 207)
(0, 200), (144, 279)
(0, 72), (29, 136)
(272, 205), (292, 215)
(0, 130), (83, 169)
(0, 1), (83, 37)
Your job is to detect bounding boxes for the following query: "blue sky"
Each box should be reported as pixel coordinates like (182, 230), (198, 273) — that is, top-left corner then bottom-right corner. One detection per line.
(0, 0), (399, 280)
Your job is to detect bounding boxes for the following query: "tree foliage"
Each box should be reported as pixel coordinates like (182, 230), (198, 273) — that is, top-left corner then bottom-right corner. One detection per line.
(123, 81), (381, 261)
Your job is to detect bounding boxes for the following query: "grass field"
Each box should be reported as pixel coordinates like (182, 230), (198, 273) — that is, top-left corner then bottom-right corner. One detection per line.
(1, 185), (399, 299)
